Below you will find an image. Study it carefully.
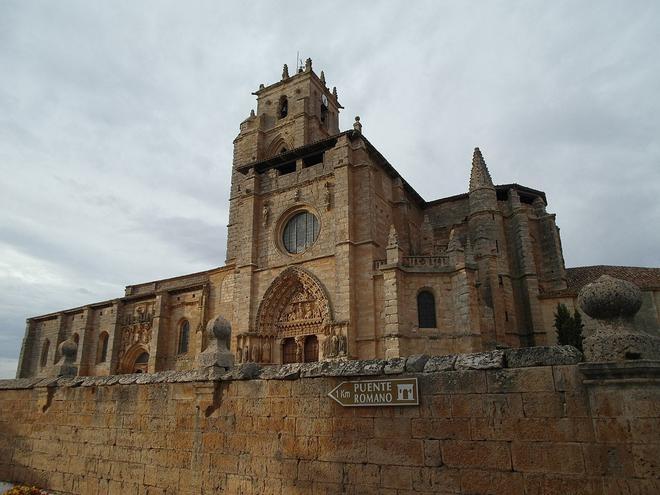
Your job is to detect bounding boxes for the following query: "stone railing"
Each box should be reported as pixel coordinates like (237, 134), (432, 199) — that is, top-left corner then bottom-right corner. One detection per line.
(373, 259), (386, 270)
(401, 255), (450, 268)
(372, 256), (451, 271)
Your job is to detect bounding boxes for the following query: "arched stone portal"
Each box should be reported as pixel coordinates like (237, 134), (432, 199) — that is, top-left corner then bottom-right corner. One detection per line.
(119, 344), (150, 374)
(254, 267), (332, 363)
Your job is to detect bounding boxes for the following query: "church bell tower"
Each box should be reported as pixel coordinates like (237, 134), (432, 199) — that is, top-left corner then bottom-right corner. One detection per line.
(231, 58), (342, 169)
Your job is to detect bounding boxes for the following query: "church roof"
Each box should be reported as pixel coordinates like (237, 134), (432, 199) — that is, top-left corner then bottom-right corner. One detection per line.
(566, 265), (660, 292)
(542, 265), (660, 298)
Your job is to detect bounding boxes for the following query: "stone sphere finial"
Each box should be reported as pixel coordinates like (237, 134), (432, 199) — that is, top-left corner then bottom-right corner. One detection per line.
(197, 315), (234, 370)
(59, 339), (78, 362)
(55, 337), (78, 376)
(578, 275), (642, 320)
(577, 275), (660, 362)
(206, 315), (232, 351)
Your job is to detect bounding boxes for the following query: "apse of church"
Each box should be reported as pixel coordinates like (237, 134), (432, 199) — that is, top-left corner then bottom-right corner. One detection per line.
(17, 60), (576, 378)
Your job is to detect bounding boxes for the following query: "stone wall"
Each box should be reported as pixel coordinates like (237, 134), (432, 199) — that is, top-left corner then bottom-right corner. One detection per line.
(1, 347), (658, 495)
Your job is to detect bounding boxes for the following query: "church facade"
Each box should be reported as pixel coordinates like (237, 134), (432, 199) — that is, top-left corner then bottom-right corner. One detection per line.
(16, 60), (660, 378)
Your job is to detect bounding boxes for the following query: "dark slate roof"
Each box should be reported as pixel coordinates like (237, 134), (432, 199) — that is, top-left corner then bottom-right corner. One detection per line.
(559, 265), (660, 295)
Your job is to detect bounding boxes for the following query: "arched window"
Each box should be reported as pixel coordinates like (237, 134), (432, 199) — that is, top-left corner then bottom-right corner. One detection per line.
(97, 332), (109, 363)
(304, 335), (319, 363)
(278, 95), (288, 119)
(40, 339), (50, 368)
(178, 320), (190, 355)
(417, 290), (437, 328)
(282, 338), (297, 364)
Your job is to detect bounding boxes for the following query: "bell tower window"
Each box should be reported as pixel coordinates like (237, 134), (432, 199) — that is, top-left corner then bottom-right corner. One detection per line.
(278, 96), (288, 119)
(320, 94), (329, 128)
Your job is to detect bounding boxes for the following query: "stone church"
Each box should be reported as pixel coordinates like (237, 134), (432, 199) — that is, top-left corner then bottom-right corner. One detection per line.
(16, 60), (660, 378)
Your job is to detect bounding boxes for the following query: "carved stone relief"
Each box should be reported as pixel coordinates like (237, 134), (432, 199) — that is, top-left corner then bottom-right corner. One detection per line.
(117, 304), (154, 364)
(255, 266), (332, 339)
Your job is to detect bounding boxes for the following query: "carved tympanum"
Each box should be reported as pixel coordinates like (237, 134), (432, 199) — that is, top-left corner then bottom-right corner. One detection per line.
(256, 267), (332, 338)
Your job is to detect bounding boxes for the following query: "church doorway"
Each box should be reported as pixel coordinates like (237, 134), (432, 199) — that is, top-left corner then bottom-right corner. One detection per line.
(282, 338), (297, 364)
(119, 344), (150, 374)
(132, 352), (149, 373)
(255, 266), (333, 364)
(304, 335), (319, 362)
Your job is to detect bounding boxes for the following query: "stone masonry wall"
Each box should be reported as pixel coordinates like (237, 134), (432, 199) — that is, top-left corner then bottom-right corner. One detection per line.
(1, 347), (658, 495)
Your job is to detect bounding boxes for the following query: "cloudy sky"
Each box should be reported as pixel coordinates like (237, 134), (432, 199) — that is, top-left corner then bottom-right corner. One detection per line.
(1, 1), (659, 378)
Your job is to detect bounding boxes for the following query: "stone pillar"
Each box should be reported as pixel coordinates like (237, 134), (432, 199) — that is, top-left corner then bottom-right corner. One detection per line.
(196, 315), (234, 371)
(16, 319), (35, 378)
(54, 312), (66, 366)
(150, 292), (170, 373)
(576, 276), (660, 492)
(577, 275), (660, 362)
(53, 338), (78, 377)
(195, 285), (210, 358)
(108, 299), (123, 374)
(75, 306), (94, 376)
(533, 197), (567, 291)
(383, 225), (404, 358)
(234, 169), (259, 340)
(508, 189), (545, 346)
(333, 143), (355, 357)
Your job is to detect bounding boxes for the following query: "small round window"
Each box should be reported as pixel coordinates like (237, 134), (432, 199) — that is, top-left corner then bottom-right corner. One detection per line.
(282, 211), (319, 254)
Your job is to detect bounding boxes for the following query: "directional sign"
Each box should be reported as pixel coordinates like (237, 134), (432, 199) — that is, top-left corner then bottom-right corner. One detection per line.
(328, 378), (419, 407)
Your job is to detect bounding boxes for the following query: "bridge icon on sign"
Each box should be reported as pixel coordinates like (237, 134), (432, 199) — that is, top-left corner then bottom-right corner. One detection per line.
(397, 383), (415, 401)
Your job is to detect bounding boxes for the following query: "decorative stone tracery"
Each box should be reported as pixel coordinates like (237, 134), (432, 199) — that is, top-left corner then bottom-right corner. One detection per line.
(117, 304), (154, 373)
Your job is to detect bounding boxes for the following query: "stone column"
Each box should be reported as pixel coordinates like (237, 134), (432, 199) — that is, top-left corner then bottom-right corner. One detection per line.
(76, 306), (94, 376)
(108, 299), (123, 374)
(234, 169), (259, 340)
(151, 292), (170, 373)
(53, 338), (78, 377)
(576, 276), (660, 492)
(16, 319), (35, 378)
(383, 225), (404, 358)
(508, 189), (545, 346)
(577, 275), (660, 362)
(196, 315), (234, 372)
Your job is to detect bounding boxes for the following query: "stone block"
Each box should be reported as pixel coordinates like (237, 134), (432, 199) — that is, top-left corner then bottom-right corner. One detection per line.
(419, 370), (487, 395)
(366, 438), (424, 466)
(505, 345), (583, 368)
(383, 357), (406, 375)
(405, 355), (429, 372)
(486, 367), (555, 393)
(459, 469), (525, 495)
(381, 465), (413, 490)
(259, 363), (302, 380)
(455, 350), (505, 370)
(441, 440), (511, 470)
(511, 442), (584, 474)
(423, 355), (456, 373)
(222, 362), (261, 380)
(411, 418), (471, 440)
